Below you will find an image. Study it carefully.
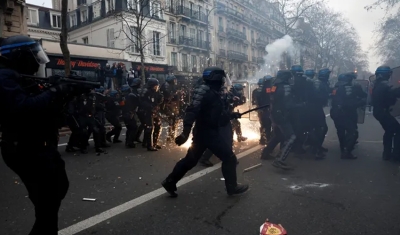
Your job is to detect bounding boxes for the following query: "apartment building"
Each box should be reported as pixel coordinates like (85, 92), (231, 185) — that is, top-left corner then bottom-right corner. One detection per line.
(66, 0), (169, 80)
(214, 0), (284, 80)
(26, 4), (61, 40)
(0, 0), (27, 38)
(164, 0), (215, 79)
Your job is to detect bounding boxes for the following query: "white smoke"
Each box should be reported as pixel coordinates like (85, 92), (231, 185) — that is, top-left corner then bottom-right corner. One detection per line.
(251, 35), (296, 83)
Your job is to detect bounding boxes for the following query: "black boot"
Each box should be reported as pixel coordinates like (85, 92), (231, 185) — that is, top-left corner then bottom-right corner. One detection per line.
(227, 184), (249, 196)
(162, 179), (178, 198)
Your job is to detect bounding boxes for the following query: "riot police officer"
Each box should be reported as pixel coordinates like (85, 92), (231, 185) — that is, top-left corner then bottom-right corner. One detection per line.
(0, 35), (71, 235)
(258, 75), (273, 144)
(261, 70), (295, 169)
(161, 75), (181, 142)
(141, 78), (164, 151)
(304, 69), (315, 80)
(371, 66), (400, 161)
(65, 96), (88, 154)
(123, 78), (141, 148)
(105, 90), (123, 143)
(162, 67), (248, 197)
(290, 65), (313, 154)
(330, 72), (367, 159)
(309, 68), (331, 159)
(230, 83), (248, 142)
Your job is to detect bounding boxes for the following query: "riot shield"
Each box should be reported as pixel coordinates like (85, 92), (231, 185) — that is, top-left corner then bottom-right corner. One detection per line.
(389, 66), (400, 118)
(232, 81), (250, 119)
(249, 83), (259, 121)
(353, 79), (370, 124)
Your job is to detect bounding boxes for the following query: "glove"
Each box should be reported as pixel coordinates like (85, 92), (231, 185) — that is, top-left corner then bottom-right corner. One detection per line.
(231, 112), (242, 119)
(175, 128), (191, 146)
(50, 83), (73, 94)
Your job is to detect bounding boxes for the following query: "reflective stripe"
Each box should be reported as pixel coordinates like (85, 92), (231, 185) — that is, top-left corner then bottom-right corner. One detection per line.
(0, 41), (36, 50)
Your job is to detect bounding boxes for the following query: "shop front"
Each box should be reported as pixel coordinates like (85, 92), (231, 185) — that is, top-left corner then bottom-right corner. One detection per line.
(45, 55), (108, 81)
(131, 62), (168, 83)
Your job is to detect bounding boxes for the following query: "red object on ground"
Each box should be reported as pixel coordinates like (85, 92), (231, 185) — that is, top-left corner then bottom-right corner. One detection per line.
(260, 220), (287, 235)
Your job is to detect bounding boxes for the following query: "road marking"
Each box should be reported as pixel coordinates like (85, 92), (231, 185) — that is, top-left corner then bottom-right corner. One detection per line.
(58, 145), (262, 235)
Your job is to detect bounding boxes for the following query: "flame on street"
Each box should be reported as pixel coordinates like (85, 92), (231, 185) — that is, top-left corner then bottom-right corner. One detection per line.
(177, 119), (261, 150)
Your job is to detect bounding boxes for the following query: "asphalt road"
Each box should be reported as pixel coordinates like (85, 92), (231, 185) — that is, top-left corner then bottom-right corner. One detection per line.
(1, 113), (400, 235)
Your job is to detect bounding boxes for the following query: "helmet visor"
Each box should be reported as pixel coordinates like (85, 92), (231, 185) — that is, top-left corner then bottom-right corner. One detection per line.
(30, 43), (50, 64)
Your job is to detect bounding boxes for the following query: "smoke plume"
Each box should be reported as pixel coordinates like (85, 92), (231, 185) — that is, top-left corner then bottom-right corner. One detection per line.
(251, 35), (295, 82)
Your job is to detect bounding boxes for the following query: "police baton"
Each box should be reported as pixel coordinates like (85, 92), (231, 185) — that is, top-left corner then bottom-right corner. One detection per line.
(239, 104), (270, 116)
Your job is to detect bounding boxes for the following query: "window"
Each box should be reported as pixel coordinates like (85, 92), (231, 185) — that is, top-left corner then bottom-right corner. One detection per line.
(92, 1), (101, 18)
(182, 54), (188, 71)
(82, 37), (89, 44)
(191, 55), (197, 72)
(171, 52), (177, 66)
(179, 24), (186, 37)
(198, 30), (203, 41)
(51, 14), (61, 28)
(169, 22), (176, 42)
(130, 26), (139, 53)
(70, 14), (77, 27)
(128, 0), (139, 11)
(189, 28), (195, 39)
(218, 17), (223, 27)
(153, 31), (161, 56)
(251, 30), (254, 42)
(28, 9), (39, 25)
(107, 28), (115, 48)
(189, 2), (194, 16)
(81, 9), (88, 22)
(152, 2), (162, 19)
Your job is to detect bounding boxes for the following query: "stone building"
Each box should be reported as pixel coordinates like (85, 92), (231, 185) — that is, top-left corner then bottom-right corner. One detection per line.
(0, 0), (28, 38)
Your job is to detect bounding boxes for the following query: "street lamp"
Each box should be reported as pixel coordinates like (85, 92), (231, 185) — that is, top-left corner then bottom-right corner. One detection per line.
(206, 6), (218, 67)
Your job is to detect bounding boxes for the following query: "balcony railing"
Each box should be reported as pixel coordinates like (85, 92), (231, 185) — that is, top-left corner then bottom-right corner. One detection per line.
(168, 37), (177, 44)
(182, 66), (190, 72)
(216, 3), (250, 23)
(226, 28), (247, 40)
(257, 57), (264, 64)
(178, 36), (208, 50)
(175, 6), (207, 23)
(228, 50), (248, 61)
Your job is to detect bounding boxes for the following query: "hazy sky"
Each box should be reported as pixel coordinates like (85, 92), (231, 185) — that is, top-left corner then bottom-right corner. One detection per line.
(27, 0), (387, 72)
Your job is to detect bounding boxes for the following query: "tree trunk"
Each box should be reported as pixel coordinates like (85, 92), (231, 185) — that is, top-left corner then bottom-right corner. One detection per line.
(60, 0), (71, 76)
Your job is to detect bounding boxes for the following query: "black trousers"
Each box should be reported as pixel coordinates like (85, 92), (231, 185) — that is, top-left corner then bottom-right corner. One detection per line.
(199, 122), (233, 162)
(331, 109), (358, 153)
(66, 115), (86, 149)
(135, 111), (146, 142)
(142, 112), (162, 148)
(123, 114), (138, 145)
(258, 110), (272, 141)
(106, 113), (122, 141)
(262, 121), (296, 162)
(166, 129), (238, 190)
(310, 107), (328, 152)
(375, 113), (400, 157)
(1, 143), (69, 235)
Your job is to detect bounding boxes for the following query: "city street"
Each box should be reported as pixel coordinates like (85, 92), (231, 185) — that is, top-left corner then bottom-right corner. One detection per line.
(1, 113), (400, 235)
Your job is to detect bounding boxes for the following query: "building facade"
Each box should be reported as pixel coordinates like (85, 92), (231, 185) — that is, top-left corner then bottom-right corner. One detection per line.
(26, 4), (61, 40)
(213, 0), (284, 80)
(164, 0), (215, 79)
(0, 0), (27, 38)
(67, 0), (169, 80)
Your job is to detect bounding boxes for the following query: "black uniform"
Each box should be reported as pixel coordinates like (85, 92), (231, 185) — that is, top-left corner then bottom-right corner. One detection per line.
(252, 80), (272, 144)
(65, 97), (88, 153)
(309, 78), (331, 157)
(330, 75), (367, 158)
(230, 87), (247, 142)
(0, 69), (69, 235)
(160, 81), (181, 142)
(162, 67), (248, 196)
(261, 70), (296, 169)
(105, 97), (122, 143)
(291, 74), (315, 153)
(372, 79), (400, 160)
(123, 87), (141, 147)
(141, 87), (164, 150)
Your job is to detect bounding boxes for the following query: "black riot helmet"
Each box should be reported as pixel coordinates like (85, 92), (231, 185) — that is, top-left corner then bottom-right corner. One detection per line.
(375, 66), (392, 81)
(274, 70), (292, 84)
(146, 77), (160, 92)
(130, 77), (141, 88)
(0, 35), (49, 75)
(202, 67), (226, 88)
